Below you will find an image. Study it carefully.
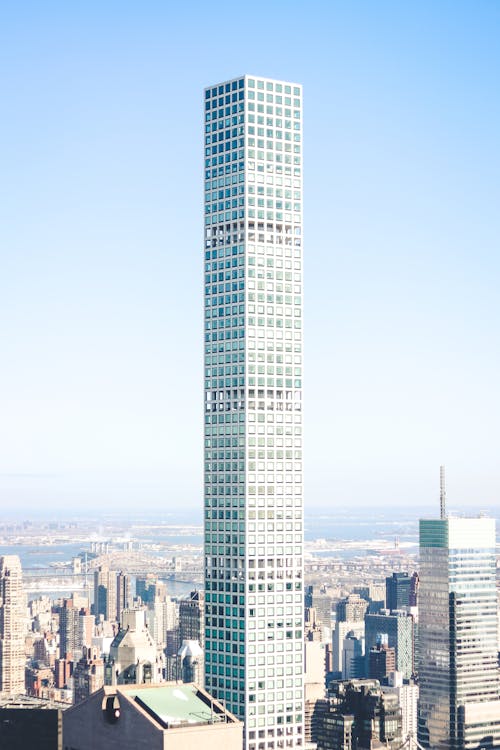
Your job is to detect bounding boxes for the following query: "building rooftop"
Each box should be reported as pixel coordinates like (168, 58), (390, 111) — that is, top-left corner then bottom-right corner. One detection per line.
(63, 682), (243, 750)
(131, 684), (219, 726)
(0, 694), (70, 710)
(107, 683), (237, 729)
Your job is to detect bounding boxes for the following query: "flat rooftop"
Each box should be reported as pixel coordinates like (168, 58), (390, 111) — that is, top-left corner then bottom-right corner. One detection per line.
(117, 684), (234, 728)
(0, 694), (70, 710)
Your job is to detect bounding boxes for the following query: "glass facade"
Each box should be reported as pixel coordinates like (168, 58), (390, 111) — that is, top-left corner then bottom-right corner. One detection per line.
(418, 517), (500, 750)
(203, 76), (304, 750)
(364, 610), (414, 679)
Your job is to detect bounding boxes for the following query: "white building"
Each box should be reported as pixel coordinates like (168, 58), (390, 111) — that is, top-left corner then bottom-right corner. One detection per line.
(305, 640), (326, 690)
(332, 620), (365, 674)
(384, 671), (418, 740)
(178, 639), (204, 685)
(342, 632), (365, 679)
(0, 555), (26, 696)
(204, 75), (304, 750)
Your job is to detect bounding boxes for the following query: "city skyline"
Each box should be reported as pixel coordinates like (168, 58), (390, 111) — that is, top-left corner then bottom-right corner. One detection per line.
(1, 2), (499, 513)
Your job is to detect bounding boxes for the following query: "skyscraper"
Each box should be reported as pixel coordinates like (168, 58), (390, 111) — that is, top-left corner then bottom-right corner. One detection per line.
(93, 566), (130, 624)
(364, 610), (414, 680)
(418, 516), (500, 750)
(116, 571), (131, 625)
(0, 555), (26, 696)
(179, 590), (204, 647)
(385, 572), (412, 611)
(57, 597), (79, 658)
(305, 585), (332, 630)
(94, 565), (117, 623)
(204, 75), (304, 750)
(336, 593), (368, 623)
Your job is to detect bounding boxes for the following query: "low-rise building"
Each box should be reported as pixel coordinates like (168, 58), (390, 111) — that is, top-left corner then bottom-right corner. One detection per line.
(0, 694), (68, 750)
(63, 682), (242, 750)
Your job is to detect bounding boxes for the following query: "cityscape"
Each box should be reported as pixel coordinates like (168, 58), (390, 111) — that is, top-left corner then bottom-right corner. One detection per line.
(1, 495), (500, 748)
(2, 4), (500, 750)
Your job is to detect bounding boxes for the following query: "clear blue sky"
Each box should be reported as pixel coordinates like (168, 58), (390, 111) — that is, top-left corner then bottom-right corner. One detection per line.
(1, 1), (499, 514)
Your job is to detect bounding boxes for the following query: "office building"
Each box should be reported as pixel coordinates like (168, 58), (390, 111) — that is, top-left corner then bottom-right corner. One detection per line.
(409, 571), (419, 607)
(145, 602), (167, 650)
(385, 572), (412, 611)
(54, 655), (73, 690)
(203, 75), (304, 749)
(342, 632), (365, 679)
(418, 516), (500, 749)
(57, 598), (79, 658)
(179, 590), (205, 647)
(0, 694), (68, 750)
(304, 634), (327, 749)
(177, 590), (205, 685)
(365, 610), (414, 680)
(73, 646), (104, 705)
(0, 555), (26, 696)
(336, 593), (368, 623)
(305, 585), (332, 630)
(136, 575), (167, 606)
(384, 671), (418, 741)
(94, 566), (117, 623)
(332, 620), (365, 675)
(304, 695), (328, 747)
(316, 679), (403, 750)
(79, 609), (94, 653)
(116, 571), (131, 625)
(325, 642), (334, 676)
(354, 583), (386, 612)
(305, 638), (326, 688)
(368, 642), (396, 683)
(93, 567), (131, 625)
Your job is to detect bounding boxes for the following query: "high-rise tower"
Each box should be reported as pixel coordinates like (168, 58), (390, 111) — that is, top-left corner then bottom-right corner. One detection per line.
(0, 555), (26, 696)
(418, 516), (500, 749)
(385, 571), (412, 611)
(203, 75), (304, 749)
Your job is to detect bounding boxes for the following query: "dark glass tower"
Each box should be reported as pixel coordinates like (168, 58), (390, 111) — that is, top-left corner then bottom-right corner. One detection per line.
(385, 572), (411, 611)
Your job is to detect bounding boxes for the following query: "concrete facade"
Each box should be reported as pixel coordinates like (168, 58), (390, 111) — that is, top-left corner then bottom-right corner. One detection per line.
(0, 555), (26, 696)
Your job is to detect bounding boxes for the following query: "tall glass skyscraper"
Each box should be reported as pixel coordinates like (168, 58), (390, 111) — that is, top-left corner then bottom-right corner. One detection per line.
(203, 76), (304, 750)
(418, 517), (500, 750)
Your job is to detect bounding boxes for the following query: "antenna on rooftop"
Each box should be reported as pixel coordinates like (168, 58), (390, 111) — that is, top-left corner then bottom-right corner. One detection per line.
(440, 465), (446, 519)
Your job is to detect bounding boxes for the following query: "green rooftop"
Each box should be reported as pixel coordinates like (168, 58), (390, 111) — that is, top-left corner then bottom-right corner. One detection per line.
(130, 685), (221, 727)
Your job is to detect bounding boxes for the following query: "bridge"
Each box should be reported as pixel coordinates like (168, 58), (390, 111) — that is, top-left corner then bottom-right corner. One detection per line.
(22, 566), (203, 593)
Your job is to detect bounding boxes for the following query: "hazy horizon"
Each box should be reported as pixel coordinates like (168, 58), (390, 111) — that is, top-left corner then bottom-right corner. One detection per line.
(1, 2), (499, 514)
(0, 468), (498, 517)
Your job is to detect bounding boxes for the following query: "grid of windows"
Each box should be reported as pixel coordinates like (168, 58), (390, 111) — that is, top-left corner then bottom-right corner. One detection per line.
(418, 518), (500, 749)
(204, 76), (304, 750)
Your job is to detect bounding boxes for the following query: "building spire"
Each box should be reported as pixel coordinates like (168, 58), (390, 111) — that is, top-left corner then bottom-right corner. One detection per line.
(440, 465), (446, 519)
